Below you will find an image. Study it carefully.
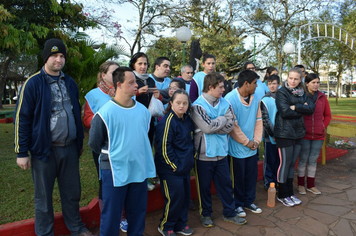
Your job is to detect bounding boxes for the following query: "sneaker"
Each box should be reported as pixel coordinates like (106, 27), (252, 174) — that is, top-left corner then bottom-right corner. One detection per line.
(290, 195), (302, 205)
(201, 216), (214, 227)
(307, 187), (321, 195)
(147, 181), (155, 191)
(235, 206), (246, 217)
(223, 215), (247, 225)
(158, 227), (176, 236)
(298, 185), (306, 194)
(176, 226), (194, 235)
(120, 219), (128, 233)
(244, 203), (262, 214)
(277, 197), (295, 207)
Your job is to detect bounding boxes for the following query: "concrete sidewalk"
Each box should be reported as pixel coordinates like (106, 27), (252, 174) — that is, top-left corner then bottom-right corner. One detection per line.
(142, 148), (356, 236)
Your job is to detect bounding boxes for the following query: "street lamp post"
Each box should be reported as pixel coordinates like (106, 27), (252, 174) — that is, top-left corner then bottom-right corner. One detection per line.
(176, 26), (192, 66)
(283, 43), (295, 72)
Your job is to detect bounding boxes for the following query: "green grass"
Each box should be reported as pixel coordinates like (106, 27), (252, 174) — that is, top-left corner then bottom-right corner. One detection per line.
(0, 124), (98, 225)
(328, 98), (356, 116)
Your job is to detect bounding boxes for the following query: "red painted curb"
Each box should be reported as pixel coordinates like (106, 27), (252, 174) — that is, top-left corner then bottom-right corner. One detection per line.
(0, 118), (13, 123)
(0, 146), (347, 235)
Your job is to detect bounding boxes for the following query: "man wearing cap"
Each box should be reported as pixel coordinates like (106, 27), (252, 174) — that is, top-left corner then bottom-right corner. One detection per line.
(14, 38), (94, 236)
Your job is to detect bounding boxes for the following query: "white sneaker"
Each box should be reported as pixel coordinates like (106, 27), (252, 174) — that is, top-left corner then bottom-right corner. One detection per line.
(235, 206), (246, 217)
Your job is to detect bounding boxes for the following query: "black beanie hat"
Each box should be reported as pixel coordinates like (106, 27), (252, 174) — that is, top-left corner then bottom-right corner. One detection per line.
(43, 38), (67, 63)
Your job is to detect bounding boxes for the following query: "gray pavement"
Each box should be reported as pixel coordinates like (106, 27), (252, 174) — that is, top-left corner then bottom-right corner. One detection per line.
(143, 148), (356, 236)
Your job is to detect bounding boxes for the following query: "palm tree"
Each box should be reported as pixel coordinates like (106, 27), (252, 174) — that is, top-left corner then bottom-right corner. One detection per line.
(64, 32), (127, 105)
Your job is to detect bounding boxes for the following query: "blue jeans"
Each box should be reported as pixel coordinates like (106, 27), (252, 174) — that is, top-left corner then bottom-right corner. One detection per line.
(298, 139), (324, 178)
(31, 142), (87, 236)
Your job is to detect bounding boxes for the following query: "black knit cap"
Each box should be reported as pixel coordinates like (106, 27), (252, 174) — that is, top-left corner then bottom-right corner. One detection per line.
(43, 38), (67, 63)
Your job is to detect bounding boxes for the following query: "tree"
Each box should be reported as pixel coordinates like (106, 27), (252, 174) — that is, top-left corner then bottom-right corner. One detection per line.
(233, 0), (332, 73)
(170, 0), (251, 74)
(63, 32), (127, 105)
(0, 0), (97, 108)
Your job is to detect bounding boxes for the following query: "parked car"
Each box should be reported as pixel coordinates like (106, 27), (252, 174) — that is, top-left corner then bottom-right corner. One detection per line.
(341, 94), (347, 98)
(352, 91), (356, 98)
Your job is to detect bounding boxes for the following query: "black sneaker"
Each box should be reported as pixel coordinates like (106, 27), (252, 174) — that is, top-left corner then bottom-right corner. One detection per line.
(158, 227), (176, 236)
(176, 226), (193, 235)
(244, 203), (262, 213)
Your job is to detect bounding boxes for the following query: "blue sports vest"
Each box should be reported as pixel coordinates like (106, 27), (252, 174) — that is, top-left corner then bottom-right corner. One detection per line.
(85, 88), (112, 114)
(261, 96), (277, 144)
(225, 89), (259, 158)
(254, 79), (269, 101)
(97, 100), (156, 186)
(149, 74), (171, 89)
(193, 96), (230, 157)
(192, 72), (207, 97)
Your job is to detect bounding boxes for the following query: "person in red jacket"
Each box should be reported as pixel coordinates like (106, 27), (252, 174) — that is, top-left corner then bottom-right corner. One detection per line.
(297, 73), (331, 195)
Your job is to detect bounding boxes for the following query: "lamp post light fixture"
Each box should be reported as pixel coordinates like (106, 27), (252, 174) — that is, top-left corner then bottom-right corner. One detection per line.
(283, 43), (295, 72)
(176, 26), (192, 66)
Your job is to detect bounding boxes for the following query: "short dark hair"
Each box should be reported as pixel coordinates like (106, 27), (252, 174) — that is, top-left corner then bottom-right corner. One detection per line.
(202, 54), (216, 63)
(154, 57), (170, 68)
(165, 89), (191, 115)
(170, 78), (186, 90)
(243, 61), (255, 70)
(266, 74), (280, 84)
(112, 67), (133, 90)
(202, 72), (224, 93)
(129, 52), (149, 71)
(263, 66), (278, 82)
(237, 70), (259, 88)
(294, 64), (305, 70)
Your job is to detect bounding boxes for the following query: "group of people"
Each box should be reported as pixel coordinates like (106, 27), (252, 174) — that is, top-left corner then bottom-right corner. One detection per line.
(13, 38), (331, 236)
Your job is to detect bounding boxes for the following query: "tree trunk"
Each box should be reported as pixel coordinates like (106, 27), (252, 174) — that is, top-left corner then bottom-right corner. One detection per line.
(0, 56), (14, 110)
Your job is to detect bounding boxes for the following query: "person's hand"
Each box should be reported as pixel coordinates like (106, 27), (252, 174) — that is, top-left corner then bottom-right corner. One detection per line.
(153, 89), (160, 99)
(290, 105), (295, 110)
(251, 141), (259, 150)
(173, 168), (177, 172)
(246, 140), (254, 149)
(17, 157), (30, 170)
(138, 85), (148, 94)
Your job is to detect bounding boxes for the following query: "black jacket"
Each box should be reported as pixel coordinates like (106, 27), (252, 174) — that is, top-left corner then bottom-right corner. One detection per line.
(274, 87), (315, 140)
(135, 75), (156, 108)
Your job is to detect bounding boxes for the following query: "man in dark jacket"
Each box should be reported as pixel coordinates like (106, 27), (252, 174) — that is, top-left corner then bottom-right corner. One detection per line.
(14, 38), (94, 236)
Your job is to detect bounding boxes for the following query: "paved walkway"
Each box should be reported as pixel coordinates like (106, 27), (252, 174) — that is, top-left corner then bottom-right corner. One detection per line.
(141, 148), (356, 236)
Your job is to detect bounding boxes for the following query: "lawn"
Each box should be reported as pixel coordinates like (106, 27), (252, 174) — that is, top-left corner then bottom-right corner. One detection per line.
(328, 97), (356, 116)
(0, 123), (98, 225)
(0, 97), (355, 225)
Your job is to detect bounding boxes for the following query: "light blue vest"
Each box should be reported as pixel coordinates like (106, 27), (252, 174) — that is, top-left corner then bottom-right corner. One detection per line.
(97, 100), (156, 187)
(254, 80), (269, 101)
(185, 83), (191, 95)
(192, 71), (207, 97)
(225, 89), (259, 158)
(261, 96), (277, 144)
(149, 74), (171, 89)
(85, 88), (112, 114)
(193, 95), (230, 157)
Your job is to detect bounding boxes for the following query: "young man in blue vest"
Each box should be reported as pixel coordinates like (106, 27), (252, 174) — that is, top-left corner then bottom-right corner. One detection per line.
(225, 69), (263, 218)
(149, 57), (171, 90)
(89, 67), (156, 236)
(261, 75), (281, 190)
(191, 72), (247, 228)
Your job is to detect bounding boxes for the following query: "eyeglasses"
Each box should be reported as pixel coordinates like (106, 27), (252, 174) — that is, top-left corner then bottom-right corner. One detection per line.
(186, 72), (194, 74)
